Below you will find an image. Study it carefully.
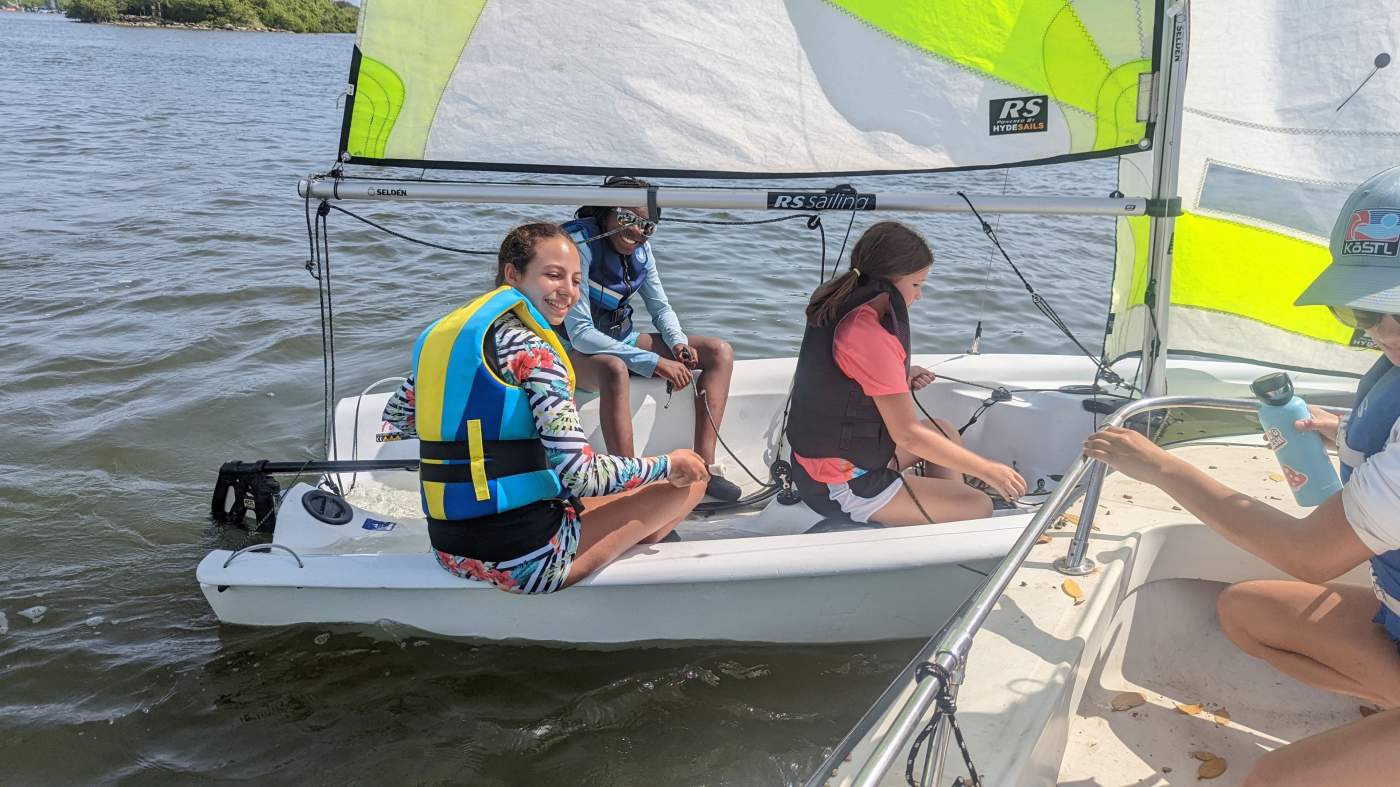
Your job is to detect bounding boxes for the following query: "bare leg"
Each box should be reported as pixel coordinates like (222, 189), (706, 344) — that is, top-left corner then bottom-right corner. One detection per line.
(1216, 580), (1400, 708)
(568, 350), (634, 456)
(894, 417), (962, 481)
(1243, 707), (1400, 787)
(564, 481), (706, 586)
(635, 334), (734, 465)
(869, 474), (993, 526)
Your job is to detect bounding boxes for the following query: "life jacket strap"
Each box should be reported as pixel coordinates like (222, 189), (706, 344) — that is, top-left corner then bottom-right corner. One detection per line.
(419, 438), (549, 483)
(428, 498), (569, 563)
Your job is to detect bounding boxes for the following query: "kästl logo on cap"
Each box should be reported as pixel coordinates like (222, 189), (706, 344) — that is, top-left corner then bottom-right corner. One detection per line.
(1343, 208), (1400, 257)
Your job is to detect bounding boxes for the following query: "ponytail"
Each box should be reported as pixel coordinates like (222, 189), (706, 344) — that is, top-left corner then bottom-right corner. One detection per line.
(804, 221), (933, 326)
(805, 270), (864, 326)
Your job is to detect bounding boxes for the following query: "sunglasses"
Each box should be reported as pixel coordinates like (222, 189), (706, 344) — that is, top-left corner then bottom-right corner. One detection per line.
(1329, 306), (1391, 330)
(614, 208), (657, 238)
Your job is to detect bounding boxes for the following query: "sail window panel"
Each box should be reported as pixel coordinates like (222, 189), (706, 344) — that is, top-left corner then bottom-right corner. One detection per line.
(1196, 162), (1353, 240)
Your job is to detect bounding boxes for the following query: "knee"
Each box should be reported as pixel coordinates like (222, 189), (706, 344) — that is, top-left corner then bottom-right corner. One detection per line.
(1217, 581), (1266, 652)
(956, 487), (993, 519)
(597, 355), (629, 388)
(1242, 749), (1296, 787)
(973, 490), (994, 518)
(932, 418), (960, 442)
(696, 337), (734, 367)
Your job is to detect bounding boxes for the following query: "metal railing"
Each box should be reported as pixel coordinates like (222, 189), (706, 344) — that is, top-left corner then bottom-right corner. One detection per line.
(812, 394), (1302, 787)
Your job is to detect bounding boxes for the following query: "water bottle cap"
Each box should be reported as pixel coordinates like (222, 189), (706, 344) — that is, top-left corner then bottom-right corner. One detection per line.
(1251, 372), (1295, 406)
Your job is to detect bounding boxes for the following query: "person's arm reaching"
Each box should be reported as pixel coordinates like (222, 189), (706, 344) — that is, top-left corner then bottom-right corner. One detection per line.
(1084, 426), (1372, 583)
(873, 392), (1027, 500)
(497, 319), (707, 495)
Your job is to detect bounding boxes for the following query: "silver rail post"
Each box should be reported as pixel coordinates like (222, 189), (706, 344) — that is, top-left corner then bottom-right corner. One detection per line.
(1055, 463), (1106, 576)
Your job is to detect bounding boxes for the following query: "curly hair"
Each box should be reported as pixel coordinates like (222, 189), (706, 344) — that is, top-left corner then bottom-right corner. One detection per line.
(496, 222), (573, 287)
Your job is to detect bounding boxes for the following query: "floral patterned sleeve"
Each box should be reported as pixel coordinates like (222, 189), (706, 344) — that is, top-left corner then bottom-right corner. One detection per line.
(493, 314), (670, 496)
(382, 377), (418, 438)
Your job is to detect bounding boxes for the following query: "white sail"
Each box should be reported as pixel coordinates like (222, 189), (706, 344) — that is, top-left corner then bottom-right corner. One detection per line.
(1104, 0), (1398, 378)
(340, 0), (1161, 176)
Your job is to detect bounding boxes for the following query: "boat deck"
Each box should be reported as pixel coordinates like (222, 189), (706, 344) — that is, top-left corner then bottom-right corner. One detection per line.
(853, 442), (1368, 787)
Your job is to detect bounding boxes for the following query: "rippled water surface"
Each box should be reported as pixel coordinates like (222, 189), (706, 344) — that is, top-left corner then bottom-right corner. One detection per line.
(1, 14), (1120, 785)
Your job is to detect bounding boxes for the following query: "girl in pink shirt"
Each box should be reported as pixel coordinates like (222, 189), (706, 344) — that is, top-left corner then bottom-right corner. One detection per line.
(786, 222), (1027, 525)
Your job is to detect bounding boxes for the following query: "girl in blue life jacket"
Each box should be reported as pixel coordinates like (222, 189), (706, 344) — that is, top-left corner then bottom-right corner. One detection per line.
(1083, 167), (1400, 786)
(559, 176), (742, 502)
(382, 223), (709, 594)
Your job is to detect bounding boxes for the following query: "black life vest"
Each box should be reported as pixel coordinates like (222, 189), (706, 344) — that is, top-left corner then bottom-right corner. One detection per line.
(787, 277), (911, 471)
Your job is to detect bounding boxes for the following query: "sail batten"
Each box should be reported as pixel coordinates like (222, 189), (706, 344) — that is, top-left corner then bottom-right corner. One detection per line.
(337, 0), (1162, 177)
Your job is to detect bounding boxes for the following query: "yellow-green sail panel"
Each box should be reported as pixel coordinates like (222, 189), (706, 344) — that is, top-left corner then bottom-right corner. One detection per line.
(345, 0), (487, 161)
(829, 0), (1150, 151)
(344, 55), (404, 160)
(1170, 213), (1350, 345)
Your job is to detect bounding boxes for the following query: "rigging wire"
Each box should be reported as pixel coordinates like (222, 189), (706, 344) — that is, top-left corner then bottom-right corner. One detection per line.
(955, 191), (1137, 394)
(830, 201), (860, 282)
(968, 169), (1012, 354)
(325, 203), (496, 256)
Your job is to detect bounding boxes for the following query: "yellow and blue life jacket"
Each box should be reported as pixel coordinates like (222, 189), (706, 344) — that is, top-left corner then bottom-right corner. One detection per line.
(412, 286), (577, 538)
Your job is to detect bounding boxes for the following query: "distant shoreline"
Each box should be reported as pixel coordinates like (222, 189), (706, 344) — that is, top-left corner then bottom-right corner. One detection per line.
(106, 15), (293, 32)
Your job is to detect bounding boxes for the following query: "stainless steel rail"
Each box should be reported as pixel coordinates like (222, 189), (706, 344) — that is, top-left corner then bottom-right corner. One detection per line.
(833, 395), (1283, 787)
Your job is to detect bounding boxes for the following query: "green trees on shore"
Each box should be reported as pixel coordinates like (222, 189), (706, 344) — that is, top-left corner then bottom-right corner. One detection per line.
(63, 0), (358, 33)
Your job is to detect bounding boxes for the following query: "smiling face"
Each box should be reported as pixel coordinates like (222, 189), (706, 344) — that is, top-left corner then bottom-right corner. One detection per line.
(890, 266), (931, 307)
(601, 206), (651, 256)
(502, 236), (581, 325)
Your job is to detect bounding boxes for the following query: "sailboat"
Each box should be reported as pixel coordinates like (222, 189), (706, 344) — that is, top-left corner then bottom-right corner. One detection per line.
(198, 0), (1389, 658)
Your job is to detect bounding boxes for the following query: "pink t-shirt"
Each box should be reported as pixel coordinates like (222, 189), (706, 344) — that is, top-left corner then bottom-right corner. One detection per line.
(794, 303), (907, 483)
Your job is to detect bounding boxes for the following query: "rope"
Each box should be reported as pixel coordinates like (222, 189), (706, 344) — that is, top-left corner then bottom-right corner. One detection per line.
(906, 662), (982, 787)
(830, 202), (859, 283)
(324, 203), (496, 256)
(696, 386), (770, 488)
(968, 169), (1011, 354)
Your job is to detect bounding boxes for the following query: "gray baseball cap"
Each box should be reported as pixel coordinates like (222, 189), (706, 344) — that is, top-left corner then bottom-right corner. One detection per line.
(1296, 165), (1400, 311)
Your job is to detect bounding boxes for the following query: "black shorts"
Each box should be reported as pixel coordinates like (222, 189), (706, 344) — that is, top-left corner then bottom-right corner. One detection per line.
(792, 458), (905, 523)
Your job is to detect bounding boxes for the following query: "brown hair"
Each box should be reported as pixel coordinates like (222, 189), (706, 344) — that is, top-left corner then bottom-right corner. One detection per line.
(496, 222), (573, 286)
(805, 221), (933, 326)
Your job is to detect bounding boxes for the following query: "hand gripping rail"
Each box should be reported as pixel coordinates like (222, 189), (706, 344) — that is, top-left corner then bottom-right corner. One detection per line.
(813, 394), (1342, 787)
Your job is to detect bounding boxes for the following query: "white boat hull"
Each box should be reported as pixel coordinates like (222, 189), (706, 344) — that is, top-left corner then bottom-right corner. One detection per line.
(198, 484), (1027, 644)
(199, 353), (1358, 644)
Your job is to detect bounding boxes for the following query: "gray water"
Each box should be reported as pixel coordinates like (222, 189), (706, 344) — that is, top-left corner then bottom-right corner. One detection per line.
(0, 14), (1118, 785)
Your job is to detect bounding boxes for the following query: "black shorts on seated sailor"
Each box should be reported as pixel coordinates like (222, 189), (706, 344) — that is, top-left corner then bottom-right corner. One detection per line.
(792, 459), (905, 523)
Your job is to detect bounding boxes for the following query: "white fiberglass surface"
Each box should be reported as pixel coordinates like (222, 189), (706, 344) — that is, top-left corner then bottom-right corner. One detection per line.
(1059, 580), (1360, 785)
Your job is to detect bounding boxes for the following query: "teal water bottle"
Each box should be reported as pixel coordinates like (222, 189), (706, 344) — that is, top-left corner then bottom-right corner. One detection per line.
(1251, 373), (1343, 506)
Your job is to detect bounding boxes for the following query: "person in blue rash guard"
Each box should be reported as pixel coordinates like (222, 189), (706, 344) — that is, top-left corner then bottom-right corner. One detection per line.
(1083, 166), (1400, 787)
(560, 176), (741, 502)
